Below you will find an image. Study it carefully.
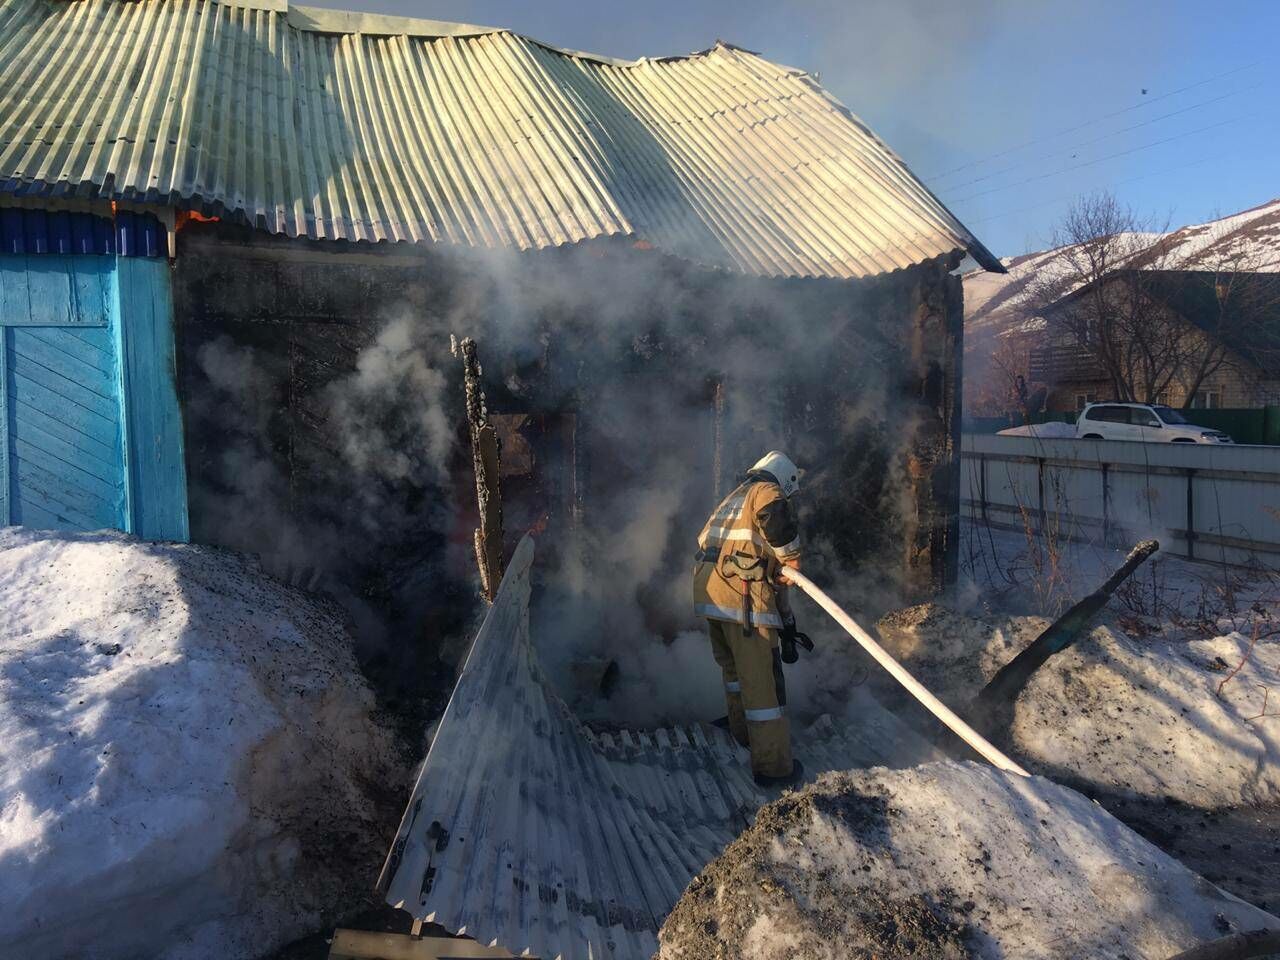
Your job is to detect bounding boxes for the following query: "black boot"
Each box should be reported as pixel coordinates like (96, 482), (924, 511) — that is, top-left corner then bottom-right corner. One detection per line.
(753, 759), (804, 788)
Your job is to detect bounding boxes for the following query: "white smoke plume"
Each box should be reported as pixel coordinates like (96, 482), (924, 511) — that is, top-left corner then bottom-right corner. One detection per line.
(324, 314), (454, 487)
(180, 237), (950, 728)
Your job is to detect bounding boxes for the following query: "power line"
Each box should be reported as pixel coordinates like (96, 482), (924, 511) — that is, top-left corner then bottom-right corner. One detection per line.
(948, 113), (1256, 205)
(961, 152), (1226, 227)
(922, 59), (1262, 183)
(942, 83), (1259, 194)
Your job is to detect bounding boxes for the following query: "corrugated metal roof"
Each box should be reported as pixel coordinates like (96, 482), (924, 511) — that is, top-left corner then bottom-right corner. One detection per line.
(0, 0), (1001, 279)
(378, 535), (939, 960)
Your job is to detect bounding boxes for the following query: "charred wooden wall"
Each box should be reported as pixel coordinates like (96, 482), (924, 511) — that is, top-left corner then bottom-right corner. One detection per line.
(171, 222), (965, 652)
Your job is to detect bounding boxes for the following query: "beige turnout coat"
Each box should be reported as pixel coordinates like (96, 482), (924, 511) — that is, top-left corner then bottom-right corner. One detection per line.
(691, 477), (802, 629)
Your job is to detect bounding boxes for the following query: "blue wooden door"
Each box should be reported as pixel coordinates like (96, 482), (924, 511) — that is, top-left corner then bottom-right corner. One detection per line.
(1, 254), (127, 530)
(3, 323), (127, 529)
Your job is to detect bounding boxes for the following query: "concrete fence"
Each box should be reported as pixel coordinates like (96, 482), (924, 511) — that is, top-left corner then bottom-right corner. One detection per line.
(960, 435), (1280, 569)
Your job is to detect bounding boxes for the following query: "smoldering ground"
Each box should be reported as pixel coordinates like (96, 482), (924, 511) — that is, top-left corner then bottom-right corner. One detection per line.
(176, 232), (951, 725)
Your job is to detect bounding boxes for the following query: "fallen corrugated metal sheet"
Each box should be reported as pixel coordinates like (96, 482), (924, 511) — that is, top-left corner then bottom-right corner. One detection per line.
(0, 0), (1001, 279)
(379, 535), (930, 959)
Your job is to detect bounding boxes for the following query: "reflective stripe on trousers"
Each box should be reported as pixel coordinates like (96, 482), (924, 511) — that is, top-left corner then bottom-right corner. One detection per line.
(705, 618), (792, 778)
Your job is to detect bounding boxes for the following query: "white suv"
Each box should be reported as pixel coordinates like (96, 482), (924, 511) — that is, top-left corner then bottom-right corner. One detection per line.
(1075, 402), (1234, 443)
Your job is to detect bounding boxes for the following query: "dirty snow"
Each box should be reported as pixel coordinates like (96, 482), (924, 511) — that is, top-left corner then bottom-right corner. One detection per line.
(947, 520), (1280, 809)
(1012, 625), (1280, 807)
(657, 762), (1280, 960)
(0, 527), (406, 960)
(875, 602), (1043, 709)
(877, 601), (1280, 809)
(995, 421), (1077, 439)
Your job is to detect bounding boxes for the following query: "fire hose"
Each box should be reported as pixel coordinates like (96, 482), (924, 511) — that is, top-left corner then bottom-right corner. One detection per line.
(783, 567), (1031, 778)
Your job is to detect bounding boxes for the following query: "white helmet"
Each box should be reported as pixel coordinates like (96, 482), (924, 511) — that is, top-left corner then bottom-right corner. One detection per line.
(749, 450), (802, 498)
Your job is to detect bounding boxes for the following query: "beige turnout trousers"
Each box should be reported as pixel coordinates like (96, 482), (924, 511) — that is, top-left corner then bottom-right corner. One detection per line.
(707, 618), (792, 778)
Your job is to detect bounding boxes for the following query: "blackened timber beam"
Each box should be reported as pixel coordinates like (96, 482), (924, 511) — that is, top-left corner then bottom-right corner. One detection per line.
(905, 252), (965, 595)
(454, 336), (505, 602)
(975, 538), (1160, 717)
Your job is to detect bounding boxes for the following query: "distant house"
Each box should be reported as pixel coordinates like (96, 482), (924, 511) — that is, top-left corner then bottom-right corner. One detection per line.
(1030, 270), (1280, 412)
(962, 199), (1280, 419)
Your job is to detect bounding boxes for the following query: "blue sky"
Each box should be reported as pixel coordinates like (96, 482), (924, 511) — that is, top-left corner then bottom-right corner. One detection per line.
(303, 0), (1279, 260)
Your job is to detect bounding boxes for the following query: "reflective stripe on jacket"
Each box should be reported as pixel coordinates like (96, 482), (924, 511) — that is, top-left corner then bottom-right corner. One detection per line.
(691, 476), (801, 627)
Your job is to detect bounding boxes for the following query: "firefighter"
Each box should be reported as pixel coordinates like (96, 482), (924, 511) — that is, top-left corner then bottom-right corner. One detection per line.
(692, 450), (806, 786)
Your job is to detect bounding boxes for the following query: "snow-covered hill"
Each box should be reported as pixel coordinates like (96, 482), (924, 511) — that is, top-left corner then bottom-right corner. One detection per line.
(965, 198), (1280, 338)
(0, 528), (406, 960)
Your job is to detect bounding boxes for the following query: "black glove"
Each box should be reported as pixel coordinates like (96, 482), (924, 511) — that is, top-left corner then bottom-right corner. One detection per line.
(779, 615), (814, 664)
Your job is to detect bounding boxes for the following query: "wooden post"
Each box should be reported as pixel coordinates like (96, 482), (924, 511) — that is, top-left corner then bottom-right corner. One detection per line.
(979, 453), (988, 524)
(975, 538), (1160, 719)
(1101, 461), (1111, 547)
(1037, 457), (1047, 534)
(453, 336), (504, 602)
(905, 252), (965, 595)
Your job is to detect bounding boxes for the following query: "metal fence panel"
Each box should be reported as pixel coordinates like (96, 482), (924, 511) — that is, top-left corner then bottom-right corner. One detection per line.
(961, 435), (1280, 569)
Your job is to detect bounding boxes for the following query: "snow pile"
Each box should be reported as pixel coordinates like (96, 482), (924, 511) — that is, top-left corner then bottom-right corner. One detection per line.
(995, 421), (1076, 439)
(1010, 625), (1280, 808)
(875, 603), (1280, 809)
(0, 528), (406, 960)
(875, 603), (1041, 707)
(656, 762), (1280, 960)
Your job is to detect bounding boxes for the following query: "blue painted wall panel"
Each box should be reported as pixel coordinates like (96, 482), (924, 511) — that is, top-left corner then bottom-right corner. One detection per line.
(0, 255), (114, 326)
(0, 208), (163, 258)
(10, 327), (120, 409)
(0, 330), (6, 524)
(115, 257), (189, 541)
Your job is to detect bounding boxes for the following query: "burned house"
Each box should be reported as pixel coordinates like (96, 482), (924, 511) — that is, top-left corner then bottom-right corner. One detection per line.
(0, 0), (1001, 659)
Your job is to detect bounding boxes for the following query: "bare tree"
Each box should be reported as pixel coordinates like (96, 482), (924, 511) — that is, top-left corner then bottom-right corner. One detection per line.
(1026, 192), (1181, 403)
(1025, 193), (1280, 408)
(1170, 224), (1280, 407)
(966, 327), (1035, 418)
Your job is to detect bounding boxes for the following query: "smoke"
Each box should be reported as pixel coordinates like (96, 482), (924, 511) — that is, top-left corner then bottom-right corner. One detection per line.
(183, 304), (464, 656)
(806, 0), (1107, 161)
(178, 235), (948, 727)
(323, 315), (454, 488)
(426, 244), (929, 726)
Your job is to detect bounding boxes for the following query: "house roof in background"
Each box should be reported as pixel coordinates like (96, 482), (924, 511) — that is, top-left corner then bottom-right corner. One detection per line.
(1034, 268), (1280, 379)
(1134, 270), (1280, 378)
(0, 0), (1001, 279)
